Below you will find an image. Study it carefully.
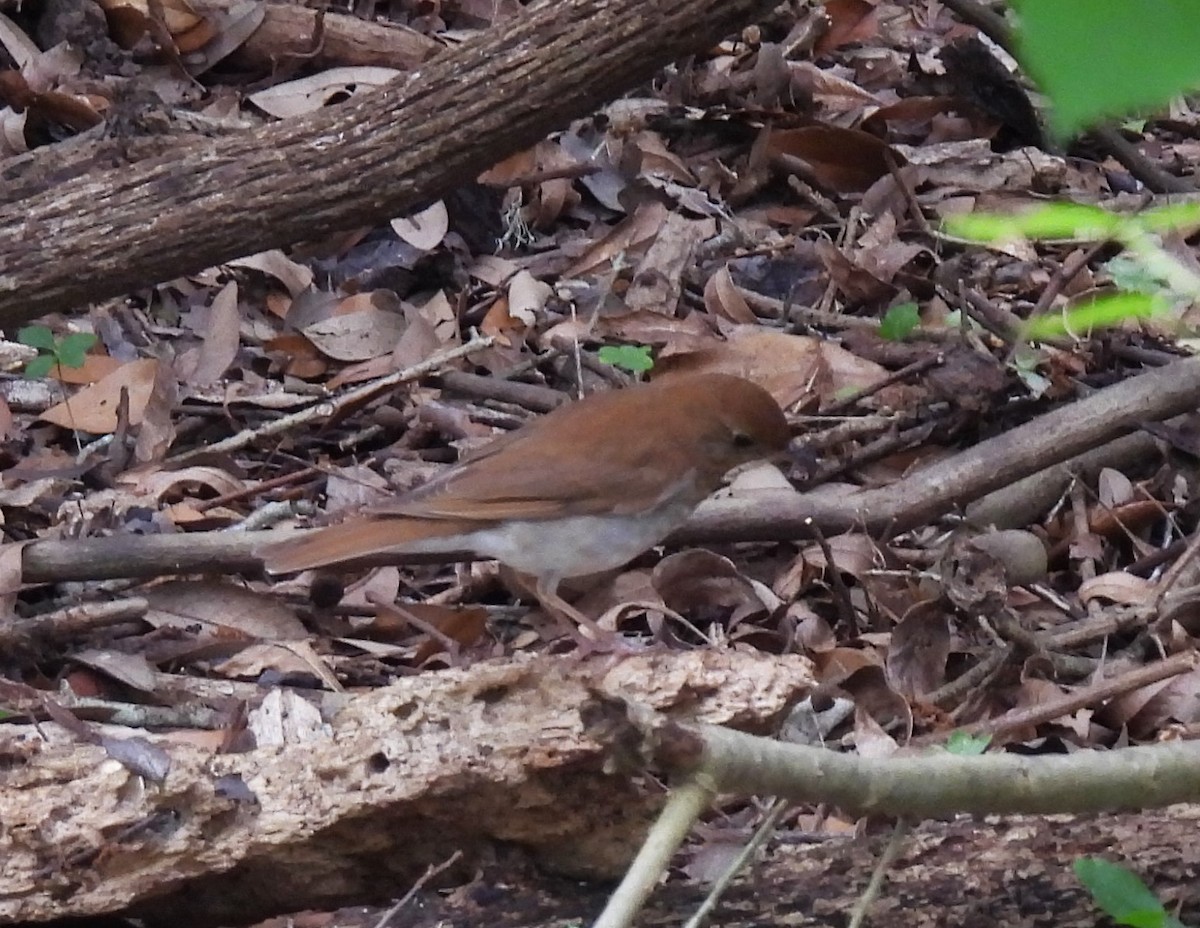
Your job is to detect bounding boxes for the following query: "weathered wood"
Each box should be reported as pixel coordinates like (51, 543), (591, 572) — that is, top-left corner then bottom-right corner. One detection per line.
(0, 650), (812, 924)
(0, 0), (776, 327)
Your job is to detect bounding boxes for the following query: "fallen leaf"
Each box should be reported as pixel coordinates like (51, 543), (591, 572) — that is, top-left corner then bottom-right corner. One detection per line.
(39, 358), (159, 433)
(391, 200), (449, 251)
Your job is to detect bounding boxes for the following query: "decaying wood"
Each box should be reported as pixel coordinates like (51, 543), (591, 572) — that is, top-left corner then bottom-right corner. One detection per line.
(0, 0), (777, 328)
(0, 649), (812, 925)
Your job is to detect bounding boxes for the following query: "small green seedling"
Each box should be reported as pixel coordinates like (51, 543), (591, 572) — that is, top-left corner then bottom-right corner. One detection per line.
(878, 302), (921, 341)
(18, 326), (97, 379)
(944, 730), (991, 755)
(598, 344), (654, 374)
(1075, 857), (1189, 928)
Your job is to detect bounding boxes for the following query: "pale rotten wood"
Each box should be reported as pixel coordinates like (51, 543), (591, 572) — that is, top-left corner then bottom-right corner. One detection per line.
(0, 650), (812, 924)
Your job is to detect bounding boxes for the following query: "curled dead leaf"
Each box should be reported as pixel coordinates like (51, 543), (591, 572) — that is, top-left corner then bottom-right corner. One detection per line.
(1077, 572), (1156, 606)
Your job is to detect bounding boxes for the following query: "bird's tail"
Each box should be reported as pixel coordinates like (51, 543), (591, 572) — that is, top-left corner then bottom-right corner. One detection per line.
(259, 517), (472, 574)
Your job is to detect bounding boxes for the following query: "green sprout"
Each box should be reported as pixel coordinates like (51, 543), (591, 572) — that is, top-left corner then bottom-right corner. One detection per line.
(598, 344), (654, 374)
(878, 302), (921, 341)
(18, 326), (98, 379)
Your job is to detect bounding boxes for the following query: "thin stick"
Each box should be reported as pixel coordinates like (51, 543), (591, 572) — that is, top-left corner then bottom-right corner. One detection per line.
(592, 778), (715, 928)
(167, 336), (493, 464)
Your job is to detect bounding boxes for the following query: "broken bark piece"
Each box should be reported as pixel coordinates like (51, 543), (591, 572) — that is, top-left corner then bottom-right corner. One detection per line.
(0, 649), (812, 925)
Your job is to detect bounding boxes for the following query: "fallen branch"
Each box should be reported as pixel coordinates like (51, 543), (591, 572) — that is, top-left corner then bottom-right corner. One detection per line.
(0, 0), (777, 327)
(588, 704), (1200, 927)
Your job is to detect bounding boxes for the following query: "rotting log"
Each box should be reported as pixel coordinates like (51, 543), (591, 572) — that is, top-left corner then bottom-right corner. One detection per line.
(0, 650), (811, 925)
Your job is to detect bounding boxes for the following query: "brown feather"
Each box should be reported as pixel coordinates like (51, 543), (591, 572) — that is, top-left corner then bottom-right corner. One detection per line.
(261, 516), (487, 574)
(259, 373), (790, 575)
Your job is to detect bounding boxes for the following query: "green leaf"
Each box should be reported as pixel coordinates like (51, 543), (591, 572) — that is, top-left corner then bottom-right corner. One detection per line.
(24, 355), (56, 379)
(1022, 293), (1166, 340)
(17, 325), (57, 351)
(878, 302), (920, 341)
(1133, 202), (1200, 235)
(945, 203), (1120, 244)
(598, 344), (654, 374)
(1075, 858), (1171, 928)
(944, 731), (991, 756)
(56, 332), (97, 368)
(1014, 0), (1200, 137)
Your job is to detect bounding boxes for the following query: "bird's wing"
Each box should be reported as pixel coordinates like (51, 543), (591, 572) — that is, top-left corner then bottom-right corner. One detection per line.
(369, 393), (706, 521)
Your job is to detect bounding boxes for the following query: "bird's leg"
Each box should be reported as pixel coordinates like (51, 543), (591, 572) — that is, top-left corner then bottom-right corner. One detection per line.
(532, 576), (606, 648)
(531, 577), (640, 655)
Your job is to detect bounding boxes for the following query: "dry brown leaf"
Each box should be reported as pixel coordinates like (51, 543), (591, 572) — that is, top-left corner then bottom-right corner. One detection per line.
(477, 146), (538, 185)
(95, 0), (203, 35)
(480, 295), (524, 346)
(814, 0), (879, 55)
(71, 649), (158, 692)
(507, 270), (553, 324)
(817, 240), (898, 307)
(801, 532), (879, 580)
(1078, 572), (1156, 607)
(886, 603), (950, 699)
(559, 308), (714, 353)
(325, 463), (391, 512)
(659, 326), (889, 409)
(563, 201), (668, 278)
(0, 541), (25, 604)
(180, 280), (240, 386)
(468, 254), (520, 286)
(841, 665), (913, 745)
(652, 549), (779, 626)
(247, 66), (399, 117)
(39, 358), (159, 433)
(703, 266), (757, 324)
(144, 579), (308, 639)
(214, 640), (341, 690)
(766, 125), (899, 193)
(0, 11), (40, 67)
(229, 250), (314, 296)
(178, 0), (264, 75)
(624, 212), (714, 312)
(1103, 666), (1200, 738)
(303, 306), (406, 361)
(49, 353), (121, 385)
(134, 357), (179, 463)
(122, 465), (245, 503)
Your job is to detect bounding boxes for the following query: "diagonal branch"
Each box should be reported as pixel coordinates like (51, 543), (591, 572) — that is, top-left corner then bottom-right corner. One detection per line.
(0, 0), (776, 327)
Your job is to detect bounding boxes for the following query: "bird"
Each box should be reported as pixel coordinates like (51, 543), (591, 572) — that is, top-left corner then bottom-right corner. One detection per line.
(259, 372), (790, 646)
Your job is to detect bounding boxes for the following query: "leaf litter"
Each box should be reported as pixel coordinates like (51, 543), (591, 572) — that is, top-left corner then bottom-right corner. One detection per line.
(3, 0), (1200, 916)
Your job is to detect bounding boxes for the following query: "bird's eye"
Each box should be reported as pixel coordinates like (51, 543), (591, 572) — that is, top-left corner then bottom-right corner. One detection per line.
(732, 432), (754, 448)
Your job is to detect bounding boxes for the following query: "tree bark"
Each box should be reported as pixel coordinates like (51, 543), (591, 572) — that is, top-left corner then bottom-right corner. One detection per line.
(0, 0), (775, 328)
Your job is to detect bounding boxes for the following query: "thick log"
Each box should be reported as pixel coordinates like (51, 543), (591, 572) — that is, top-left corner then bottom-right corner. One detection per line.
(0, 0), (775, 328)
